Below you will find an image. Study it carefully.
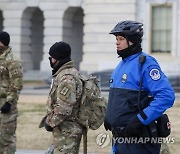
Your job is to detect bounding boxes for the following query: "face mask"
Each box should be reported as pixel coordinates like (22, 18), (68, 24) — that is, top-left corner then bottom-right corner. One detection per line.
(0, 46), (7, 53)
(49, 57), (57, 68)
(117, 43), (142, 59)
(0, 46), (7, 50)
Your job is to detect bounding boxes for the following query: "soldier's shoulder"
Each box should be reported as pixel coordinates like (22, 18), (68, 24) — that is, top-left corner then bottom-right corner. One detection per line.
(57, 68), (81, 83)
(59, 67), (79, 77)
(6, 50), (21, 62)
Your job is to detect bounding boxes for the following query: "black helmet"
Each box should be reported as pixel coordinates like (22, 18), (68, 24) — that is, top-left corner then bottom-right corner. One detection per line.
(110, 20), (143, 37)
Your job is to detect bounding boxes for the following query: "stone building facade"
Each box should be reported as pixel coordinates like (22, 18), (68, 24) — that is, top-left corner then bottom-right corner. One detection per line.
(0, 0), (179, 75)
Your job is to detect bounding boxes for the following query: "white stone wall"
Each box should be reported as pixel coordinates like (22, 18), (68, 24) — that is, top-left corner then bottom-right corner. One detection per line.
(62, 7), (83, 70)
(80, 0), (137, 73)
(39, 1), (68, 72)
(0, 1), (26, 59)
(0, 10), (3, 30)
(0, 0), (179, 74)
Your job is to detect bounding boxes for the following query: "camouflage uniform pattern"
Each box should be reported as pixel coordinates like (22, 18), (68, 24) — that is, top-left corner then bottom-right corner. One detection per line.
(0, 47), (23, 154)
(160, 143), (170, 154)
(46, 61), (83, 154)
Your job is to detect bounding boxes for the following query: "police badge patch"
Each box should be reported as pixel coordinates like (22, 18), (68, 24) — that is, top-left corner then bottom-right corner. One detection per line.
(149, 68), (161, 80)
(122, 74), (127, 83)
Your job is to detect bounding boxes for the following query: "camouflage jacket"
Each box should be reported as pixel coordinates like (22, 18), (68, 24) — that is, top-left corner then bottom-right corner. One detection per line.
(46, 61), (83, 128)
(0, 47), (23, 105)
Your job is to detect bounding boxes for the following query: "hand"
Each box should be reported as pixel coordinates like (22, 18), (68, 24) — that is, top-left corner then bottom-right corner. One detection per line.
(39, 115), (47, 128)
(45, 122), (53, 132)
(125, 116), (144, 137)
(104, 119), (111, 131)
(1, 102), (12, 114)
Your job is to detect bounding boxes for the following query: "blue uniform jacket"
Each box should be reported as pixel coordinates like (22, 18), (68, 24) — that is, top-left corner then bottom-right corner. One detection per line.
(105, 52), (175, 127)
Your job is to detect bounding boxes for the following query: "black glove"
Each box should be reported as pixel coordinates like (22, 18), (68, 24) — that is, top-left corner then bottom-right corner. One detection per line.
(45, 122), (53, 132)
(1, 102), (12, 114)
(104, 119), (111, 131)
(125, 116), (144, 137)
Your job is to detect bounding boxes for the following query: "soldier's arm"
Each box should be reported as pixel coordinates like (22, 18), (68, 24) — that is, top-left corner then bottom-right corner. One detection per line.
(6, 60), (23, 103)
(46, 74), (78, 128)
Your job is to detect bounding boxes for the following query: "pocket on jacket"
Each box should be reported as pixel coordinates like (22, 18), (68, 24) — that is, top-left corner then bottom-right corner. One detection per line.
(127, 99), (138, 111)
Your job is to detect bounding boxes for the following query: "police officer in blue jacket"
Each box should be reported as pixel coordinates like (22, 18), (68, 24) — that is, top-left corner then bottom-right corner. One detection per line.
(104, 20), (175, 154)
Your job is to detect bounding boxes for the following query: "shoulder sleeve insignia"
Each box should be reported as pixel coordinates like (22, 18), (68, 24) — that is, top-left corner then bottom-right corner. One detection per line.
(60, 86), (69, 96)
(58, 83), (73, 100)
(149, 68), (161, 80)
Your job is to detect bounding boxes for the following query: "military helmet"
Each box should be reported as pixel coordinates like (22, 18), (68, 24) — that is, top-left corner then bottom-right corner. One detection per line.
(110, 20), (143, 37)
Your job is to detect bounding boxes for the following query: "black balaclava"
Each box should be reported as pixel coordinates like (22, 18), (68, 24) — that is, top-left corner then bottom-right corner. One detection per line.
(117, 34), (142, 59)
(49, 41), (71, 75)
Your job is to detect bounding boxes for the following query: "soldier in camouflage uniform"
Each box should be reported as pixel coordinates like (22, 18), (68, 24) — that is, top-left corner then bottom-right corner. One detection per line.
(43, 41), (83, 154)
(0, 31), (23, 154)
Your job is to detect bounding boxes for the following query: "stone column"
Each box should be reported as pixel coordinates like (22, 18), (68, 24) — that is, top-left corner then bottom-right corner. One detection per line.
(1, 1), (26, 59)
(40, 1), (68, 71)
(80, 0), (136, 73)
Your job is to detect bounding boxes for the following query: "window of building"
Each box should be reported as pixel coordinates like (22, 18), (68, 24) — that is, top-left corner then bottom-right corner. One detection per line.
(151, 5), (172, 53)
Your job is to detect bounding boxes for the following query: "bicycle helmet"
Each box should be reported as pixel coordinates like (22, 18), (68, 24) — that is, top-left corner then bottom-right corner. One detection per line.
(110, 20), (143, 37)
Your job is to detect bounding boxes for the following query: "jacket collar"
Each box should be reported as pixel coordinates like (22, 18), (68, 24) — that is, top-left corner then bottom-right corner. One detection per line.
(52, 60), (74, 77)
(0, 47), (11, 59)
(122, 52), (141, 62)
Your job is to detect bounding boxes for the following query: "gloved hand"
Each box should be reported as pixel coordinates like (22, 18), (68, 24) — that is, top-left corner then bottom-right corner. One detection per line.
(1, 102), (12, 114)
(104, 119), (111, 131)
(45, 122), (53, 132)
(125, 116), (144, 137)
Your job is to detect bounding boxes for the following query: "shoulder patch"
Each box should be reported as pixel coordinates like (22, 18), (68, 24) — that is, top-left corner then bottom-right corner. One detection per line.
(58, 82), (72, 100)
(149, 68), (161, 80)
(60, 86), (69, 96)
